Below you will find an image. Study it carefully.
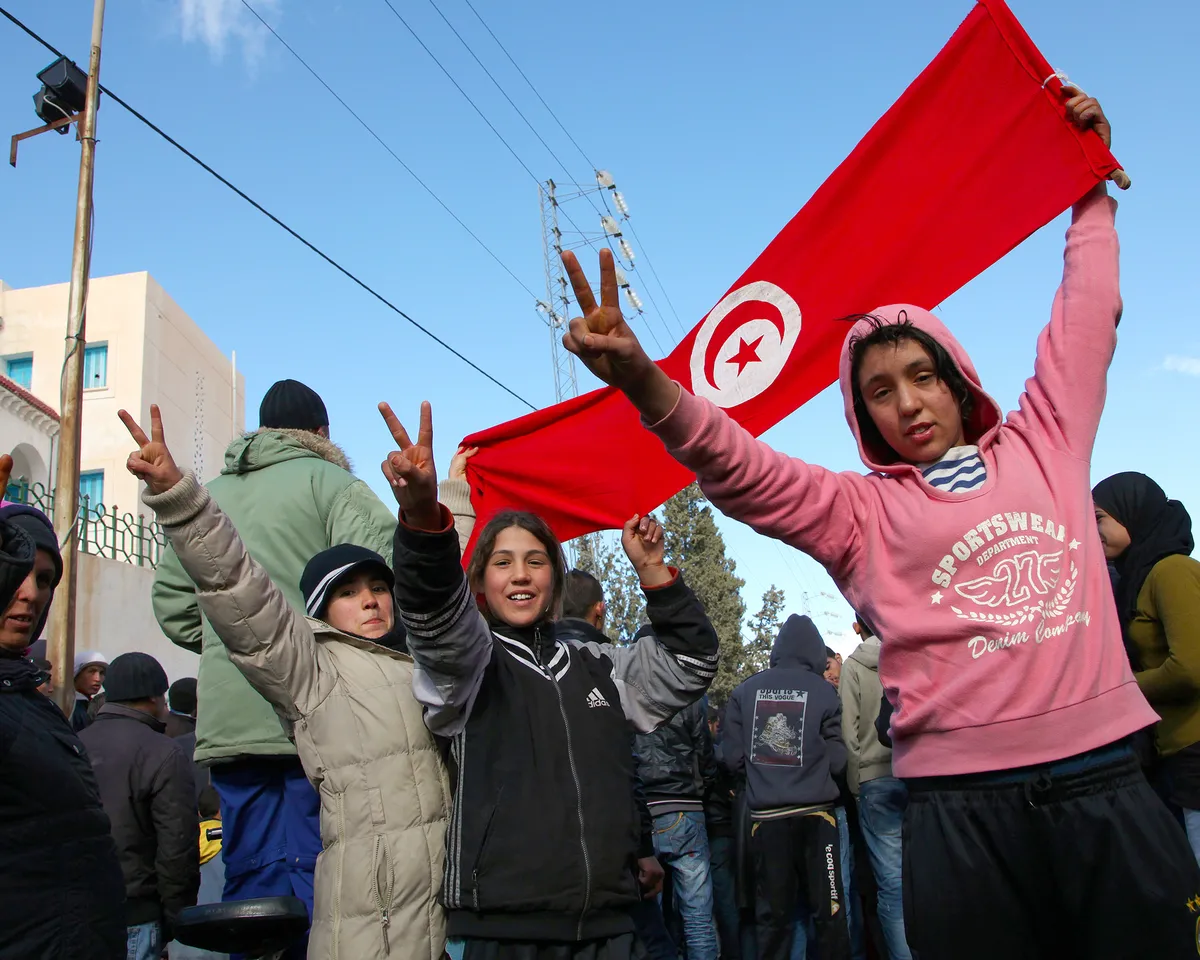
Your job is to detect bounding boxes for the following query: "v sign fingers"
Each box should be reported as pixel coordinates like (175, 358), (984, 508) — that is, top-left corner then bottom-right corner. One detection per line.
(118, 405), (184, 495)
(378, 401), (441, 530)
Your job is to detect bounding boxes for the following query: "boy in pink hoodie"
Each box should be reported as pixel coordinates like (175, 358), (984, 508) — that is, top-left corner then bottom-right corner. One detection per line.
(560, 91), (1200, 958)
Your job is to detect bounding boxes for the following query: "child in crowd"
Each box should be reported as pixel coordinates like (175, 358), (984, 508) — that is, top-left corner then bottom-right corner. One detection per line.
(119, 406), (451, 960)
(559, 89), (1200, 958)
(378, 400), (719, 960)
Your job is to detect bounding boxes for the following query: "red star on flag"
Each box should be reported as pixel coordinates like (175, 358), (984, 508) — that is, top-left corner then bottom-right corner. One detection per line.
(726, 335), (765, 375)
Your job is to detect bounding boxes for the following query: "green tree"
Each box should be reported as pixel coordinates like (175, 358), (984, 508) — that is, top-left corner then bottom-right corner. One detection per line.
(746, 585), (787, 676)
(663, 483), (747, 705)
(569, 532), (646, 643)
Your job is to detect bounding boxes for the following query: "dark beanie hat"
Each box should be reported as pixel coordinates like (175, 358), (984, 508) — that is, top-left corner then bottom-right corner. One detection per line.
(300, 544), (394, 619)
(0, 503), (62, 587)
(168, 676), (198, 715)
(259, 379), (329, 432)
(104, 652), (169, 703)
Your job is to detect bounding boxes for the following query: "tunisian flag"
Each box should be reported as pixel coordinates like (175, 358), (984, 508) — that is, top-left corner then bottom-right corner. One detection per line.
(461, 0), (1124, 553)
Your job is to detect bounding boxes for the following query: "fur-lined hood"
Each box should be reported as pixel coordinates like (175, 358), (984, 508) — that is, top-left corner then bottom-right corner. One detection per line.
(221, 427), (353, 476)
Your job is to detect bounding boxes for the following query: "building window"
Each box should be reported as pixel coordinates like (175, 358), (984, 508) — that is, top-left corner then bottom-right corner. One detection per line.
(4, 354), (33, 389)
(83, 343), (108, 389)
(79, 470), (104, 509)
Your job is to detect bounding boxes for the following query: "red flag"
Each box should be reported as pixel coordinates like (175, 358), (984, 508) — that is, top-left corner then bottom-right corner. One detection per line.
(461, 0), (1122, 555)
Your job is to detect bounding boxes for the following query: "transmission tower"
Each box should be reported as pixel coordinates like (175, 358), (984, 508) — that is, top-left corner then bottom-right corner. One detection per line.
(537, 171), (652, 405)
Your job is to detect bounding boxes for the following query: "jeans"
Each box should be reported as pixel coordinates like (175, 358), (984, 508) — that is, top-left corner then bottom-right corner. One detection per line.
(210, 759), (321, 960)
(126, 921), (160, 960)
(1183, 808), (1200, 869)
(709, 834), (742, 960)
(629, 896), (678, 960)
(653, 811), (719, 960)
(858, 778), (912, 960)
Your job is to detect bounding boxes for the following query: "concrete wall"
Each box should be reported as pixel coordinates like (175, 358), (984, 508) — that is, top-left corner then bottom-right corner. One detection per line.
(76, 552), (199, 686)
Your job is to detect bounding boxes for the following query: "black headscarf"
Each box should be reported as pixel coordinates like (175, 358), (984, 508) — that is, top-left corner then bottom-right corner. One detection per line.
(1092, 472), (1194, 658)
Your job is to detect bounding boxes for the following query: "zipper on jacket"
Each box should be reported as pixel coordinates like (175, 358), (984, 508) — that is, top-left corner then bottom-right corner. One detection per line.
(537, 626), (592, 940)
(334, 793), (347, 960)
(372, 835), (393, 955)
(471, 790), (503, 912)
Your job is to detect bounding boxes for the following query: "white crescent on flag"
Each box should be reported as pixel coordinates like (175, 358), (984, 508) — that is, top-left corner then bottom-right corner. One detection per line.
(688, 280), (802, 409)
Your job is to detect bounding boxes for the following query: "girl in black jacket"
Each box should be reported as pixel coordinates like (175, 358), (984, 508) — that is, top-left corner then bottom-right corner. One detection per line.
(379, 402), (720, 960)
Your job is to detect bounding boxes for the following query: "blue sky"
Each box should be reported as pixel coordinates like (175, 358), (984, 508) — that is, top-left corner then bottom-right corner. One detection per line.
(2, 0), (1197, 652)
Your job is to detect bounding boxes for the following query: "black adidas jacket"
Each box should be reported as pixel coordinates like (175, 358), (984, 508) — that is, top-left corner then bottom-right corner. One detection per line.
(394, 511), (719, 942)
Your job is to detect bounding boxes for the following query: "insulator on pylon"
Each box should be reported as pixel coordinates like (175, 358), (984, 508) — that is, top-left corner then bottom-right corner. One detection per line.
(625, 287), (643, 311)
(615, 266), (629, 288)
(601, 215), (622, 237)
(613, 191), (629, 217)
(596, 170), (616, 188)
(619, 238), (635, 262)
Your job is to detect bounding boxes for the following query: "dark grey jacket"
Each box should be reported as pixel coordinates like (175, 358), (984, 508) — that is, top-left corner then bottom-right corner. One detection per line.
(634, 697), (715, 805)
(78, 703), (199, 932)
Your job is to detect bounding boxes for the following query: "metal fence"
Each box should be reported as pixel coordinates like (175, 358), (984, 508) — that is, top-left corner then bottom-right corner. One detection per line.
(4, 477), (167, 568)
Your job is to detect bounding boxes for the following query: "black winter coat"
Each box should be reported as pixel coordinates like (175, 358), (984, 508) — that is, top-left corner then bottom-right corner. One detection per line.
(634, 697), (715, 805)
(0, 653), (126, 959)
(78, 703), (200, 932)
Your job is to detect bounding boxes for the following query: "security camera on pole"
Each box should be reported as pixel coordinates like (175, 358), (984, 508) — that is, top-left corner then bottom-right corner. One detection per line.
(46, 0), (106, 717)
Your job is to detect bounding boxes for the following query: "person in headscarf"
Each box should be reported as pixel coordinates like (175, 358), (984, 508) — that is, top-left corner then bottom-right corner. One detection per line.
(1093, 472), (1200, 862)
(0, 500), (126, 959)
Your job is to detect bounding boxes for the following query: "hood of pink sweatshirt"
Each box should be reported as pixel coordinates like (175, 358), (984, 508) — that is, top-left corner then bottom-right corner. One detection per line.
(837, 305), (1002, 474)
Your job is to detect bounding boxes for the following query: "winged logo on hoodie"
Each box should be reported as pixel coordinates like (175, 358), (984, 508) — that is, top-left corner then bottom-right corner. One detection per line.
(955, 549), (1063, 608)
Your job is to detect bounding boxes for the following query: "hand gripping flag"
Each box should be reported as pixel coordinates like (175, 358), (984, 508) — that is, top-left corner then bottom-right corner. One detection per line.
(460, 0), (1125, 556)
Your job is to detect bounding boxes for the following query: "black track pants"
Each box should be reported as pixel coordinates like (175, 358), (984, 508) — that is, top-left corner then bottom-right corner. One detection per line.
(750, 810), (851, 960)
(903, 754), (1200, 959)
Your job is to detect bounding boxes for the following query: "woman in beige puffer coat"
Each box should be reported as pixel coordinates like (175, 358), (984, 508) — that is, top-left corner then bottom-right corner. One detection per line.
(119, 405), (471, 960)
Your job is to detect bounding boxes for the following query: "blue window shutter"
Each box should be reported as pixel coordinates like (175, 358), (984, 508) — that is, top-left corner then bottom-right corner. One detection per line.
(79, 470), (104, 509)
(5, 356), (33, 389)
(83, 344), (108, 389)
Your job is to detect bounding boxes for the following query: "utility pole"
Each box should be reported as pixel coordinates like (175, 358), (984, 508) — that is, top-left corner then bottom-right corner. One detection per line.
(48, 0), (106, 717)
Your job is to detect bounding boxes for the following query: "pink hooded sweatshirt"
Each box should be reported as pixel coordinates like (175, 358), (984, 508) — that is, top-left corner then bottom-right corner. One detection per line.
(648, 186), (1158, 777)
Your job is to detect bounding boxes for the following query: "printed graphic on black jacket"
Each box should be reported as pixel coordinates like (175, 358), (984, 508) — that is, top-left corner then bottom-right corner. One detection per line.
(751, 689), (807, 766)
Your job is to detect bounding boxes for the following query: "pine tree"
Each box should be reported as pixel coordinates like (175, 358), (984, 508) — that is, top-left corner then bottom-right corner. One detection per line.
(662, 483), (746, 705)
(746, 585), (786, 676)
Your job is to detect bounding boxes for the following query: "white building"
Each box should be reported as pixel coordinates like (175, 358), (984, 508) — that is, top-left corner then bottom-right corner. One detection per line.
(0, 272), (246, 683)
(0, 371), (60, 495)
(1, 272), (246, 513)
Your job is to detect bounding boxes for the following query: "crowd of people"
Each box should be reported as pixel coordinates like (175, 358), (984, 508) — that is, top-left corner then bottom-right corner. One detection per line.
(2, 87), (1200, 960)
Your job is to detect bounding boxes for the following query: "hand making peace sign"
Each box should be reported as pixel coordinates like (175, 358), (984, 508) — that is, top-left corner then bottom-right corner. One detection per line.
(560, 247), (681, 422)
(118, 405), (184, 495)
(379, 401), (442, 531)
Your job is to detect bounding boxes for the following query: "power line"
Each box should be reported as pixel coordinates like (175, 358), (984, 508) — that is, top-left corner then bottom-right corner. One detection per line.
(237, 0), (543, 312)
(379, 0), (541, 184)
(460, 0), (597, 172)
(0, 5), (537, 412)
(424, 0), (577, 186)
(454, 0), (688, 345)
(374, 0), (672, 355)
